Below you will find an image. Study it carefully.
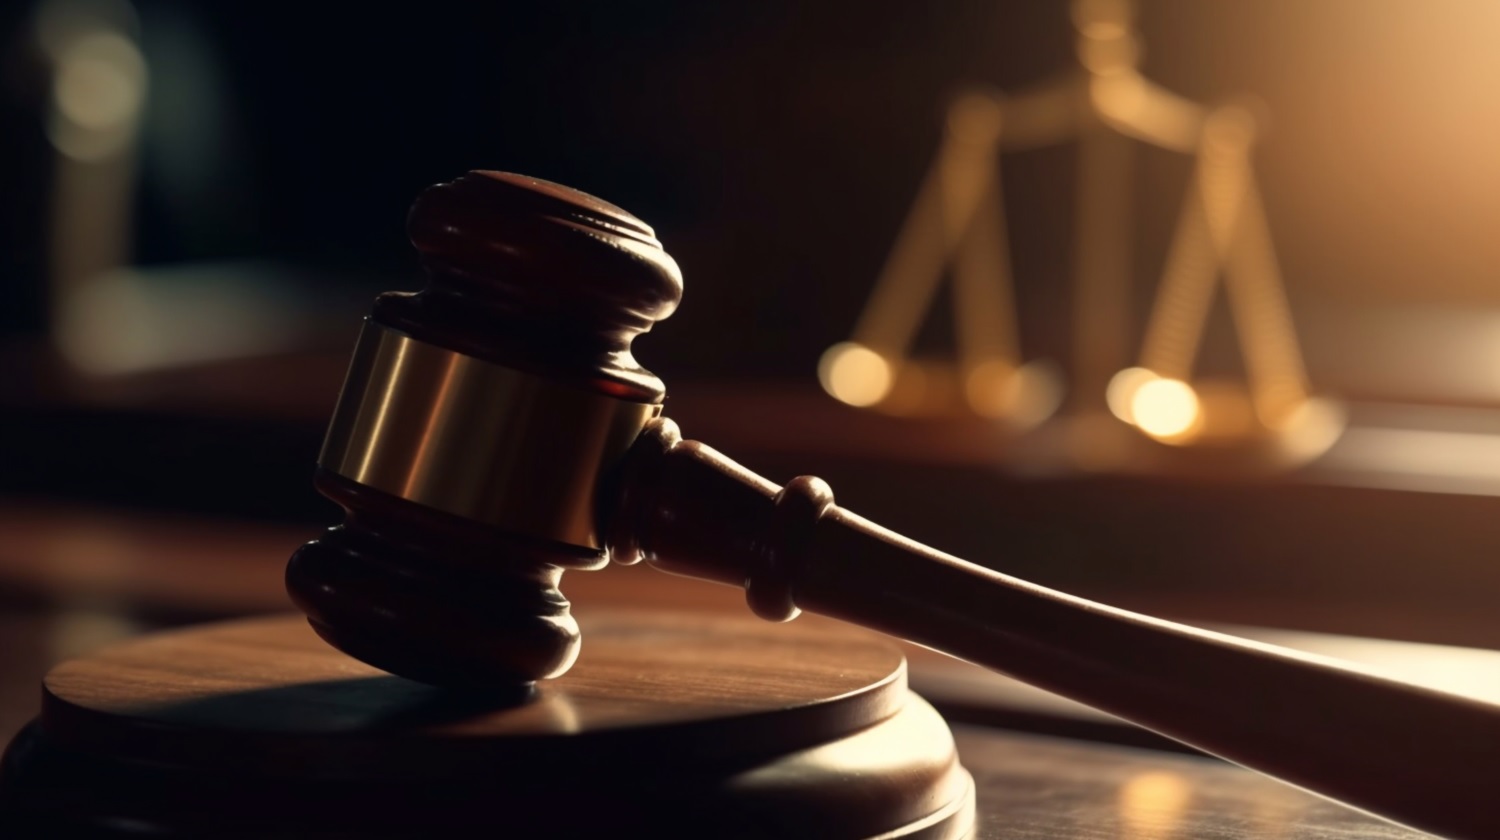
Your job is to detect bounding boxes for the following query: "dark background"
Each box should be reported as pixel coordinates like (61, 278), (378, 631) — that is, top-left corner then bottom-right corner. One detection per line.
(7, 1), (1500, 385)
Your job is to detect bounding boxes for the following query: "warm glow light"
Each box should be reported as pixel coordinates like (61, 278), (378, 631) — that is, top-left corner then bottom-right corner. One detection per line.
(1267, 397), (1346, 465)
(1105, 366), (1158, 423)
(818, 342), (894, 408)
(964, 359), (1066, 428)
(1131, 377), (1201, 439)
(964, 358), (1017, 418)
(1118, 771), (1192, 838)
(1091, 73), (1148, 120)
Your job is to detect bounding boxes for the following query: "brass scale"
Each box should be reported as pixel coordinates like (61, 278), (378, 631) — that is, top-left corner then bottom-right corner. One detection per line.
(818, 0), (1344, 468)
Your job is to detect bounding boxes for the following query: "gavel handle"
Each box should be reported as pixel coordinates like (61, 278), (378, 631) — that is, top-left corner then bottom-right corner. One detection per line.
(610, 419), (1500, 840)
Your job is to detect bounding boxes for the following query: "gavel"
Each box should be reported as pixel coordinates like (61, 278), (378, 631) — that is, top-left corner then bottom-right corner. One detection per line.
(287, 171), (1499, 840)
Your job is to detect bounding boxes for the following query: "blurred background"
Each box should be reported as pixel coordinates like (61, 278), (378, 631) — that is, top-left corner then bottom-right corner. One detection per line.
(6, 0), (1500, 754)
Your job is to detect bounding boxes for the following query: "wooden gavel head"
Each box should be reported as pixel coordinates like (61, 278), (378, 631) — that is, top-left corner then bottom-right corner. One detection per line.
(286, 171), (683, 690)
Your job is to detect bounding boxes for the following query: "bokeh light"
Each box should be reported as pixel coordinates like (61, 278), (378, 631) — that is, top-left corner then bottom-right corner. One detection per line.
(1106, 366), (1158, 424)
(819, 342), (894, 408)
(1118, 770), (1192, 838)
(1131, 377), (1201, 440)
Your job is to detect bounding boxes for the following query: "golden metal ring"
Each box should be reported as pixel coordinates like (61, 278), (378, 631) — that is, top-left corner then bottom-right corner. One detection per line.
(319, 321), (659, 549)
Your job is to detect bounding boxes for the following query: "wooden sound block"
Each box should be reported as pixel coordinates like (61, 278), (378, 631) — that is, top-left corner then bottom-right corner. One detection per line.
(0, 609), (975, 839)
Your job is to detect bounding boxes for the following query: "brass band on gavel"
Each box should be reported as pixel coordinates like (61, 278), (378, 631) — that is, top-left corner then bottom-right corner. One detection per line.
(318, 321), (660, 549)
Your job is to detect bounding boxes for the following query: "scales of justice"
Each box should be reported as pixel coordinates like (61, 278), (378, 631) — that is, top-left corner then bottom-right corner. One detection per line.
(818, 0), (1345, 469)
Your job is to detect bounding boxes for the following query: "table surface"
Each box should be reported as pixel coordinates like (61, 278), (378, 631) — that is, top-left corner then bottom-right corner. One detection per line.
(0, 501), (1451, 838)
(957, 727), (1429, 839)
(0, 611), (1433, 838)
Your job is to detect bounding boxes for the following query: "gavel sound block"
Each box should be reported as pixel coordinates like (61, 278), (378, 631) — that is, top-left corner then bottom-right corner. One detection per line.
(5, 172), (1500, 838)
(0, 610), (972, 837)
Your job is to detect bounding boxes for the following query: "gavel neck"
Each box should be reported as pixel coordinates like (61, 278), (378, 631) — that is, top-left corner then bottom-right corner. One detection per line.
(606, 417), (779, 588)
(607, 417), (966, 626)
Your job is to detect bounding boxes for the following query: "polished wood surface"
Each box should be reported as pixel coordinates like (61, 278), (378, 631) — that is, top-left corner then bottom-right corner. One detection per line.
(41, 610), (907, 763)
(2, 611), (973, 839)
(956, 727), (1430, 839)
